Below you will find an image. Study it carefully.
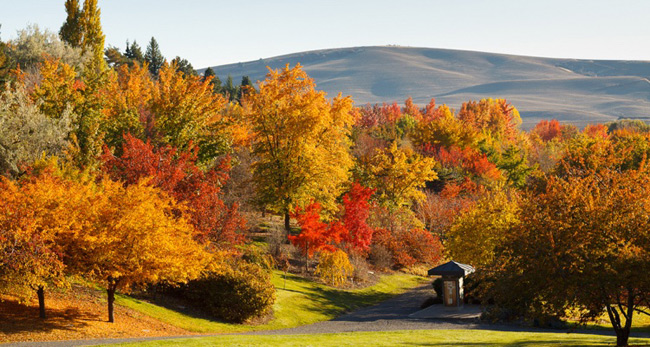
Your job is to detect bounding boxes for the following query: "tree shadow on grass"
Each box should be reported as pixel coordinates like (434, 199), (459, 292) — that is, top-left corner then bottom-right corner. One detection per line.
(0, 297), (99, 335)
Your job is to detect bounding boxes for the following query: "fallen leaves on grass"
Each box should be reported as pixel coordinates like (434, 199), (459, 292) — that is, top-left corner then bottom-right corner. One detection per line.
(0, 285), (191, 343)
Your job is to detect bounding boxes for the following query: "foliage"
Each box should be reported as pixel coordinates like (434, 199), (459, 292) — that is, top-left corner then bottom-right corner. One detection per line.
(458, 98), (521, 142)
(315, 249), (354, 287)
(341, 182), (376, 252)
(150, 62), (229, 158)
(183, 261), (275, 323)
(7, 25), (88, 72)
(486, 167), (650, 346)
(0, 174), (68, 309)
(359, 141), (437, 209)
(288, 202), (344, 258)
(101, 134), (246, 246)
(372, 228), (444, 269)
(0, 83), (72, 177)
(61, 178), (208, 322)
(32, 57), (85, 119)
(144, 37), (165, 78)
(246, 64), (354, 228)
(446, 189), (520, 268)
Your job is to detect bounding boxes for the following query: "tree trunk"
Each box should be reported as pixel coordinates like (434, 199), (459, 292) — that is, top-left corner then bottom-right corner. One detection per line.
(284, 213), (291, 232)
(616, 332), (629, 347)
(107, 287), (115, 323)
(37, 286), (46, 319)
(107, 276), (118, 323)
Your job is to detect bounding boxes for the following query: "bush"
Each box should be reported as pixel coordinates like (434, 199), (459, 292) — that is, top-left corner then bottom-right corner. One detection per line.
(349, 252), (371, 284)
(315, 249), (353, 287)
(184, 262), (275, 323)
(368, 244), (392, 270)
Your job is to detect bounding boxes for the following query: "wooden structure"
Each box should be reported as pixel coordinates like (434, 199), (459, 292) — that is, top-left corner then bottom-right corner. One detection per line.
(428, 260), (475, 307)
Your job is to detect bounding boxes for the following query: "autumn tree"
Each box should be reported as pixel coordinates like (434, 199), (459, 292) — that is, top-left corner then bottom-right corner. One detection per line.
(60, 0), (106, 72)
(340, 182), (376, 252)
(64, 178), (208, 323)
(487, 167), (650, 346)
(102, 134), (246, 246)
(246, 64), (354, 231)
(0, 173), (71, 318)
(358, 141), (437, 209)
(289, 202), (346, 265)
(446, 188), (519, 268)
(59, 0), (82, 47)
(0, 83), (72, 177)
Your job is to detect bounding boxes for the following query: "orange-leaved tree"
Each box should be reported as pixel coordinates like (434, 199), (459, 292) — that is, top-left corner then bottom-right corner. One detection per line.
(0, 173), (72, 319)
(488, 166), (650, 346)
(64, 178), (208, 323)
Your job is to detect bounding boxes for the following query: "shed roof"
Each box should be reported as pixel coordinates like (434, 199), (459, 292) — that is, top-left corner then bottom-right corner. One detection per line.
(428, 260), (475, 277)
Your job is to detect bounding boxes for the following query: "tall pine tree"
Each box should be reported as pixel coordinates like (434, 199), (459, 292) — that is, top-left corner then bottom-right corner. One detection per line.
(144, 37), (165, 78)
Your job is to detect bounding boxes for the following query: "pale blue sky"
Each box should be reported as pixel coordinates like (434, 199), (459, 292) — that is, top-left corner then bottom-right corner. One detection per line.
(1, 0), (649, 68)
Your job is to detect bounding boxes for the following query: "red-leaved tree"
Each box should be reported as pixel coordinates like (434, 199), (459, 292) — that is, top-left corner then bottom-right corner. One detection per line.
(288, 202), (345, 258)
(341, 183), (376, 252)
(101, 133), (246, 246)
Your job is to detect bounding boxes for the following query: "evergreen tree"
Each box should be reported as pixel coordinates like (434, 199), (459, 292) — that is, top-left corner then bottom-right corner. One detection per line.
(224, 75), (239, 102)
(144, 37), (165, 78)
(202, 67), (223, 94)
(59, 0), (82, 47)
(238, 75), (252, 101)
(124, 40), (144, 64)
(171, 56), (196, 77)
(203, 66), (215, 81)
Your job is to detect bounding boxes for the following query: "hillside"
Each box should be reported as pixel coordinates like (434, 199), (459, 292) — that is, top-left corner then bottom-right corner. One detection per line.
(205, 46), (650, 128)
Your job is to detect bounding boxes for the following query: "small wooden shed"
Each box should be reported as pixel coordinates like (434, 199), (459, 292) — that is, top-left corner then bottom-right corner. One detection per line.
(428, 260), (475, 307)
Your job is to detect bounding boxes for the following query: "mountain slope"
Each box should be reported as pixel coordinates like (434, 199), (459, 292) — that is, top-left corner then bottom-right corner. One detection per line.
(205, 46), (650, 128)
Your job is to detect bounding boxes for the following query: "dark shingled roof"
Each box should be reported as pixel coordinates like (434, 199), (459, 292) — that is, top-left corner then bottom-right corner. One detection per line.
(428, 261), (475, 277)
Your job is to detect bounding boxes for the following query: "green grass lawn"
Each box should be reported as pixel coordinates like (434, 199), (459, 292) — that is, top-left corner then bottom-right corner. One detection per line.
(115, 271), (426, 333)
(111, 329), (650, 346)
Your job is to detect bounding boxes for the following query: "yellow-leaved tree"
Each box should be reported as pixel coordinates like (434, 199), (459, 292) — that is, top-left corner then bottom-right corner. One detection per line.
(361, 141), (437, 209)
(245, 64), (354, 231)
(446, 188), (520, 268)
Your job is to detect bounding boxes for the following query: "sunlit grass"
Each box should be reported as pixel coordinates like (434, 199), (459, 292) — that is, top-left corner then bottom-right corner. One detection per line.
(111, 329), (650, 346)
(116, 271), (426, 333)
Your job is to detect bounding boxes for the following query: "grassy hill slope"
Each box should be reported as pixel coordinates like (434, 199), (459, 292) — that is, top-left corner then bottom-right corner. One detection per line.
(205, 46), (650, 128)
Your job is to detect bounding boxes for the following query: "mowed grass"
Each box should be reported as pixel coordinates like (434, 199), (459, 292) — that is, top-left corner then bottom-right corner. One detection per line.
(111, 329), (650, 346)
(116, 271), (426, 334)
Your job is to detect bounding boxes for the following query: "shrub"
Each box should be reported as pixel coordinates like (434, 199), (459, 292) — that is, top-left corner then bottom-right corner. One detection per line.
(349, 252), (371, 284)
(368, 244), (392, 270)
(315, 249), (353, 287)
(184, 262), (275, 323)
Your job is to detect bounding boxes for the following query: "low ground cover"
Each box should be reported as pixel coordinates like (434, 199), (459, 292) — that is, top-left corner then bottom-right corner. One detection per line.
(116, 271), (426, 333)
(109, 329), (650, 346)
